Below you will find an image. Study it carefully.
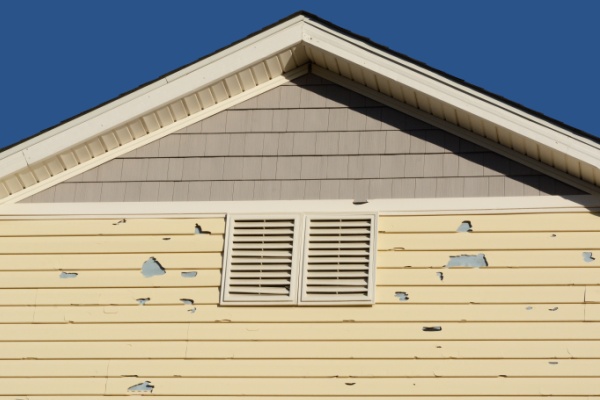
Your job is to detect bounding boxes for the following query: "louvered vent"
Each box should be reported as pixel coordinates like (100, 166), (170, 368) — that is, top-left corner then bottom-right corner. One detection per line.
(301, 215), (376, 303)
(222, 216), (299, 303)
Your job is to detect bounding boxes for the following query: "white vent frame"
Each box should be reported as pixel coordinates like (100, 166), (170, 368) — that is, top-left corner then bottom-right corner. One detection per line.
(220, 213), (377, 306)
(220, 214), (301, 305)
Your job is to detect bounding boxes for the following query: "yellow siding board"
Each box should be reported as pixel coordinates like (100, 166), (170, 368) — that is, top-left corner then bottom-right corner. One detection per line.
(0, 218), (225, 236)
(379, 231), (600, 251)
(0, 304), (590, 323)
(0, 235), (223, 254)
(2, 340), (599, 359)
(379, 212), (600, 233)
(2, 359), (600, 378)
(1, 322), (600, 341)
(377, 249), (599, 267)
(0, 270), (220, 288)
(3, 377), (599, 395)
(377, 267), (600, 285)
(0, 252), (222, 270)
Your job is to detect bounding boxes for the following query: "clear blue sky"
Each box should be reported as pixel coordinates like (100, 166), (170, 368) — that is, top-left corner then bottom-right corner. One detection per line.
(1, 1), (598, 150)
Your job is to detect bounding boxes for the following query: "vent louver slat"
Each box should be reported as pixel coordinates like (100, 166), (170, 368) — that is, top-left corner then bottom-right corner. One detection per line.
(301, 216), (375, 303)
(223, 217), (298, 303)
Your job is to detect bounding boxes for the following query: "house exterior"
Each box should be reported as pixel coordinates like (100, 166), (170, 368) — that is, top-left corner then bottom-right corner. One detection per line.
(0, 11), (599, 398)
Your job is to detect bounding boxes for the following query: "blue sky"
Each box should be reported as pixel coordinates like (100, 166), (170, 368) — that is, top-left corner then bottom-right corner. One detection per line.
(1, 1), (598, 150)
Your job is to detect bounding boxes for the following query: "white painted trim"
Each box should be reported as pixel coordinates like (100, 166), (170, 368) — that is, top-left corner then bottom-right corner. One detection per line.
(1, 66), (309, 206)
(303, 20), (600, 168)
(311, 65), (600, 196)
(2, 195), (599, 218)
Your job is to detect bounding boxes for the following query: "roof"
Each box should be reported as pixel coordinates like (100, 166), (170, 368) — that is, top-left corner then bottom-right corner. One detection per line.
(1, 11), (600, 203)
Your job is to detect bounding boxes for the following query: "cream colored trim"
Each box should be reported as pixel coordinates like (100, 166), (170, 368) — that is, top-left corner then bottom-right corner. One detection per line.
(311, 65), (600, 196)
(1, 66), (309, 206)
(2, 195), (599, 218)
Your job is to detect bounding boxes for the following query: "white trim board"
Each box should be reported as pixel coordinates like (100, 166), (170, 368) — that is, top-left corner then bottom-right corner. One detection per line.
(2, 195), (599, 219)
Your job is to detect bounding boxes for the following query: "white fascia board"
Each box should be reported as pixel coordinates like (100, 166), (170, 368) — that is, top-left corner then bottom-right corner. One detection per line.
(0, 17), (306, 176)
(2, 195), (599, 219)
(302, 20), (600, 169)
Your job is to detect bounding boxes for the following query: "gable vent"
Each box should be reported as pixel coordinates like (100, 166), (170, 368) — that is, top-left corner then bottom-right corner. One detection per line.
(222, 216), (299, 303)
(301, 215), (376, 303)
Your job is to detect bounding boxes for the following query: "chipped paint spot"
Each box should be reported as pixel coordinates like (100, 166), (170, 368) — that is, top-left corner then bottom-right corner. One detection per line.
(59, 272), (78, 279)
(181, 271), (197, 278)
(394, 291), (409, 301)
(436, 272), (444, 281)
(583, 252), (595, 262)
(180, 299), (194, 305)
(446, 253), (488, 268)
(128, 381), (154, 393)
(195, 224), (211, 234)
(548, 307), (559, 311)
(422, 326), (442, 332)
(141, 257), (166, 277)
(456, 220), (472, 232)
(136, 298), (150, 306)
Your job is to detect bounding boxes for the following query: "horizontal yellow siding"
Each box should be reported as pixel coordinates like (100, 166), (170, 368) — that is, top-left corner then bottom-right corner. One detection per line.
(0, 213), (598, 398)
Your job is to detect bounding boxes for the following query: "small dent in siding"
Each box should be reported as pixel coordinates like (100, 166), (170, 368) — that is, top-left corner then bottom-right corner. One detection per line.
(181, 271), (198, 278)
(141, 257), (166, 277)
(583, 252), (595, 262)
(128, 381), (154, 393)
(456, 220), (472, 232)
(59, 272), (78, 279)
(136, 298), (150, 306)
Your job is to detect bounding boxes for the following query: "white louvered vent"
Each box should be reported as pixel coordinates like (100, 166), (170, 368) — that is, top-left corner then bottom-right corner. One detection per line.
(301, 215), (376, 304)
(221, 216), (299, 304)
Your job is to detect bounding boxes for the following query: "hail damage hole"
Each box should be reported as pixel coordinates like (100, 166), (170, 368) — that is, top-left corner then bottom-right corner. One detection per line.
(583, 252), (595, 262)
(456, 220), (472, 232)
(136, 298), (150, 306)
(422, 326), (442, 332)
(60, 272), (78, 279)
(436, 272), (444, 281)
(195, 224), (211, 234)
(128, 381), (154, 393)
(141, 257), (166, 277)
(112, 219), (126, 225)
(446, 253), (488, 268)
(394, 292), (409, 301)
(181, 271), (197, 278)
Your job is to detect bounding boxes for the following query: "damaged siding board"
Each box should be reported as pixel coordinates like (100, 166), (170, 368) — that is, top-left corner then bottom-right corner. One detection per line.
(0, 211), (597, 397)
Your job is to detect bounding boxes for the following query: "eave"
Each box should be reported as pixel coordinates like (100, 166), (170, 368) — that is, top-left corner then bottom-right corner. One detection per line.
(1, 12), (599, 203)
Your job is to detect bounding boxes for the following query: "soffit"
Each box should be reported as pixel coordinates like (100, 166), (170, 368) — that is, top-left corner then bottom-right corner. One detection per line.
(1, 13), (599, 204)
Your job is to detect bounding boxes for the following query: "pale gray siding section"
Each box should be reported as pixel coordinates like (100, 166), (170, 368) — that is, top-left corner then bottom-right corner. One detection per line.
(23, 74), (583, 203)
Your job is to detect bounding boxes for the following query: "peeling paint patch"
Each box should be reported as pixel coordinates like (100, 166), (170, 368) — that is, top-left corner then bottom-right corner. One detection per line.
(394, 292), (409, 301)
(59, 272), (78, 279)
(446, 253), (488, 268)
(456, 220), (472, 232)
(436, 272), (444, 281)
(180, 299), (194, 305)
(181, 271), (197, 278)
(422, 326), (442, 332)
(141, 257), (166, 277)
(195, 224), (211, 234)
(583, 252), (595, 262)
(128, 381), (154, 393)
(136, 298), (150, 306)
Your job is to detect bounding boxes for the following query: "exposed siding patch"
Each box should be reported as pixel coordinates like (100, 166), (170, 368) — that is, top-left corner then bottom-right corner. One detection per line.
(141, 257), (166, 277)
(446, 253), (488, 268)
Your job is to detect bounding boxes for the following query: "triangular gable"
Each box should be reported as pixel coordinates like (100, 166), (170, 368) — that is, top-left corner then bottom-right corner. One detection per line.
(1, 11), (599, 204)
(20, 74), (582, 203)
